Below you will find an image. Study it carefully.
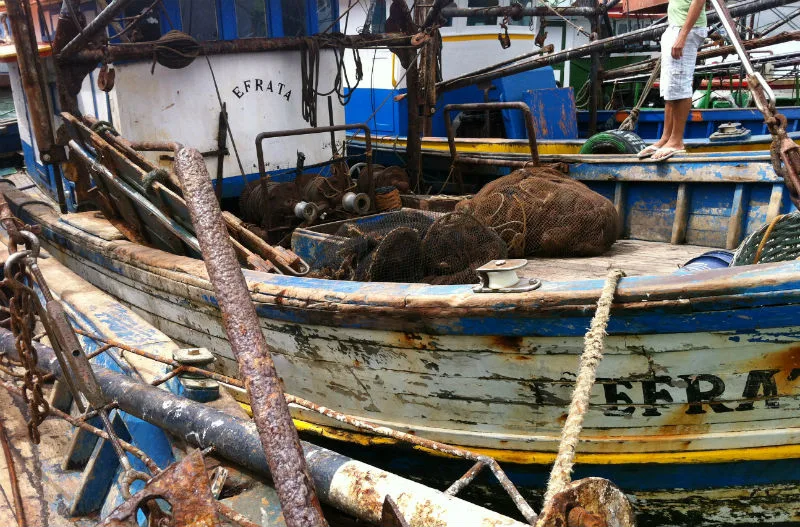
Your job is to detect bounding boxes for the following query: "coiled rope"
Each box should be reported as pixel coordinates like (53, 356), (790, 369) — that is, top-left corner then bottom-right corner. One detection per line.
(152, 30), (201, 72)
(543, 268), (625, 504)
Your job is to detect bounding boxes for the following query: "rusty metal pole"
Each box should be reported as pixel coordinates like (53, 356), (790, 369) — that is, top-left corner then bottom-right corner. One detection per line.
(5, 0), (56, 161)
(5, 0), (68, 213)
(173, 147), (328, 527)
(406, 62), (422, 193)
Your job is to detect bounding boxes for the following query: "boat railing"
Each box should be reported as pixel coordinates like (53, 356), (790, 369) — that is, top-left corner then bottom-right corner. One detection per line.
(255, 122), (376, 199)
(443, 101), (540, 192)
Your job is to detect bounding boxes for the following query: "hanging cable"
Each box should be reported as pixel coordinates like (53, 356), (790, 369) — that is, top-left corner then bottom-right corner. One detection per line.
(300, 35), (364, 127)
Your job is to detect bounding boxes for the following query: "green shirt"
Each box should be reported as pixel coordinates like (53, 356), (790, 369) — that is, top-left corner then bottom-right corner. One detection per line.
(668, 0), (707, 28)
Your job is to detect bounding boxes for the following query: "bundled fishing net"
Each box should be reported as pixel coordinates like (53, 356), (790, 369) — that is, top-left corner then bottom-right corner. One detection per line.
(732, 211), (800, 266)
(455, 167), (619, 257)
(307, 210), (507, 284)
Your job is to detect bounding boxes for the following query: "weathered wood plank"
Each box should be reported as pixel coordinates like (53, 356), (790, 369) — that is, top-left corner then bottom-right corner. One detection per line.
(726, 184), (746, 250)
(671, 183), (689, 244)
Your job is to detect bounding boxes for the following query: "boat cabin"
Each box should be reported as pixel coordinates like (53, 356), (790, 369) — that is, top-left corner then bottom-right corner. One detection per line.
(2, 0), (345, 207)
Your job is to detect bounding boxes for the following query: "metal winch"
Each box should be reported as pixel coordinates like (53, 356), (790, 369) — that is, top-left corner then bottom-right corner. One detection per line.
(709, 122), (751, 142)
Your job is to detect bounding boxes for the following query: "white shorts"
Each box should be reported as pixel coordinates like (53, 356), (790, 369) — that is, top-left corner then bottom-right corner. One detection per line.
(659, 25), (707, 101)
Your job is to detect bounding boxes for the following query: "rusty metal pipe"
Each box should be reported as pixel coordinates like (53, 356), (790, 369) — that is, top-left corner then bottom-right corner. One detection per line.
(0, 414), (26, 527)
(5, 0), (68, 212)
(60, 33), (418, 64)
(174, 147), (328, 527)
(4, 0), (54, 158)
(66, 328), (543, 523)
(440, 5), (599, 17)
(57, 0), (140, 59)
(422, 0), (460, 27)
(601, 30), (800, 80)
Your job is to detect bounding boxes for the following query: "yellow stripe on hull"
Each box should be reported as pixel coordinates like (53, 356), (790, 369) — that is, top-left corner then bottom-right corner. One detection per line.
(368, 136), (794, 155)
(293, 418), (800, 466)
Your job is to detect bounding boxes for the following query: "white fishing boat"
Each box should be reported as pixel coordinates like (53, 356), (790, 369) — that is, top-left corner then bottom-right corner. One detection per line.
(2, 0), (800, 524)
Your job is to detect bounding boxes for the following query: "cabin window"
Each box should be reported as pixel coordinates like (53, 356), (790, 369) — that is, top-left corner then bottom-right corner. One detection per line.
(236, 0), (268, 37)
(316, 0), (336, 32)
(180, 0), (219, 40)
(281, 0), (307, 36)
(466, 0), (498, 26)
(366, 0), (386, 33)
(123, 0), (163, 41)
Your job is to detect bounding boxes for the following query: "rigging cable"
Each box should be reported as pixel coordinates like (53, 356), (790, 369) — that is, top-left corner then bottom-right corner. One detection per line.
(205, 56), (249, 186)
(300, 34), (363, 127)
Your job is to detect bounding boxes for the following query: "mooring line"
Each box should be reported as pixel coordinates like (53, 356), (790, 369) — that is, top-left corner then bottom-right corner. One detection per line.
(543, 268), (625, 504)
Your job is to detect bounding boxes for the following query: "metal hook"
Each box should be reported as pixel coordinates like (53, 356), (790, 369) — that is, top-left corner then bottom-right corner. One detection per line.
(498, 17), (511, 49)
(3, 250), (32, 288)
(8, 230), (40, 260)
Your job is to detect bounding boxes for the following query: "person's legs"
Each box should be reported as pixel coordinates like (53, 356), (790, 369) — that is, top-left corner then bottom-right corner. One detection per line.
(656, 101), (674, 148)
(652, 97), (691, 158)
(668, 97), (691, 146)
(638, 26), (678, 157)
(653, 27), (705, 160)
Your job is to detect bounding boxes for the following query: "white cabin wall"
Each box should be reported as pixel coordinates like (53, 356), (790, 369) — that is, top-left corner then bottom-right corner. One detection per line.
(108, 51), (345, 179)
(76, 68), (111, 122)
(339, 0), (551, 90)
(438, 0), (543, 83)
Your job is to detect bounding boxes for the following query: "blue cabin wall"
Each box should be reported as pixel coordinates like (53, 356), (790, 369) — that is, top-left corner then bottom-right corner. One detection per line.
(122, 0), (340, 40)
(578, 106), (800, 140)
(345, 67), (564, 139)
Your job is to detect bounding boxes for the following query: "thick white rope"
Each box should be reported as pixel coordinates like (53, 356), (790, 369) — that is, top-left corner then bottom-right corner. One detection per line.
(543, 269), (625, 504)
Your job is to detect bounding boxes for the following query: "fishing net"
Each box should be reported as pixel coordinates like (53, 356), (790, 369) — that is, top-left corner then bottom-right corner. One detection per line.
(732, 212), (800, 266)
(455, 167), (619, 257)
(305, 210), (507, 284)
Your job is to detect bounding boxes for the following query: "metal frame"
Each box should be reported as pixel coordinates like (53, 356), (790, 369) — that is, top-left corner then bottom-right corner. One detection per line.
(255, 123), (375, 204)
(443, 102), (540, 188)
(256, 123), (373, 181)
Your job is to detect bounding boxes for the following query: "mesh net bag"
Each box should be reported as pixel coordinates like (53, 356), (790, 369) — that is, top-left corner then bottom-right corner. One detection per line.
(731, 212), (800, 266)
(306, 210), (507, 284)
(455, 166), (619, 257)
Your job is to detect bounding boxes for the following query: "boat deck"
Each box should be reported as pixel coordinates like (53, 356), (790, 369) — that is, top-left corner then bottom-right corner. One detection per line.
(0, 385), (76, 527)
(520, 239), (713, 281)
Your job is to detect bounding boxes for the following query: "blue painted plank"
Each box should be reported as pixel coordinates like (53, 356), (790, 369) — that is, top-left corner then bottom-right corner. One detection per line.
(70, 412), (131, 516)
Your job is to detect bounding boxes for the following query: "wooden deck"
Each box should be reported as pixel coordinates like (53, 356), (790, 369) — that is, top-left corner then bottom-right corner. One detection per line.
(0, 385), (77, 527)
(521, 239), (714, 281)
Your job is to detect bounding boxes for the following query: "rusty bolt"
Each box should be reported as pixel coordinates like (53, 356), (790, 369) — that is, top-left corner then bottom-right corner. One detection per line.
(567, 507), (607, 527)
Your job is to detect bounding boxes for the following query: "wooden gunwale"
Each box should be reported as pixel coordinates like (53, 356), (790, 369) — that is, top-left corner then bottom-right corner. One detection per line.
(4, 181), (800, 328)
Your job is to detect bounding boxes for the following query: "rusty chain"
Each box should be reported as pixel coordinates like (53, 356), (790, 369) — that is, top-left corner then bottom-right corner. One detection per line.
(4, 234), (49, 444)
(0, 220), (151, 498)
